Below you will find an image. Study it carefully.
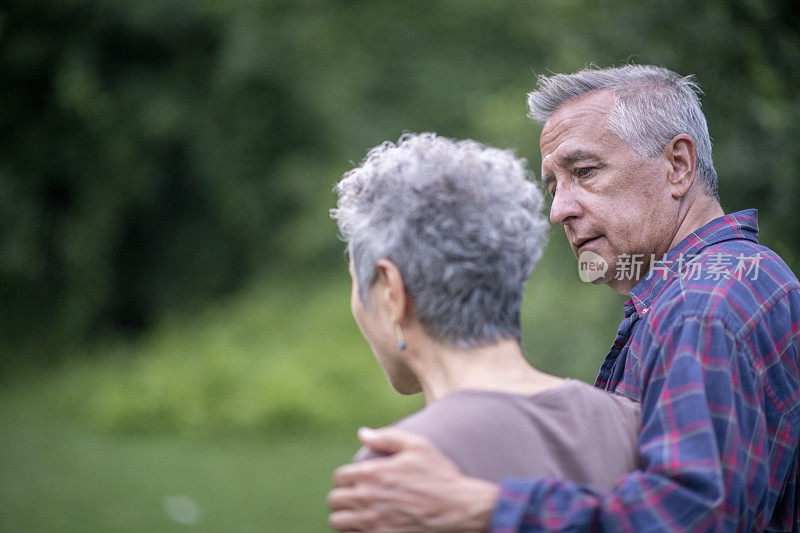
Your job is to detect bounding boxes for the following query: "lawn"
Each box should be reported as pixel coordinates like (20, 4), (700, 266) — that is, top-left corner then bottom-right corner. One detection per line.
(0, 380), (358, 532)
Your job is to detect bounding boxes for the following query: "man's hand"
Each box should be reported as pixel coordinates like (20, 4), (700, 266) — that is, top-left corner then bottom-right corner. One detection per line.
(327, 427), (500, 532)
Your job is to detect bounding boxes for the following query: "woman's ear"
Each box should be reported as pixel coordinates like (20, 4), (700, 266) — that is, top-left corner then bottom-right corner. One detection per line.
(664, 134), (697, 199)
(373, 259), (408, 323)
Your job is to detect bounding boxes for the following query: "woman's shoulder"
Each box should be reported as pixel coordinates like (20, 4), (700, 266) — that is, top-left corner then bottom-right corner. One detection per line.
(395, 380), (640, 433)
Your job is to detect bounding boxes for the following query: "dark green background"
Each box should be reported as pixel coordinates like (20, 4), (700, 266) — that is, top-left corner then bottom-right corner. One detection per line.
(3, 0), (798, 362)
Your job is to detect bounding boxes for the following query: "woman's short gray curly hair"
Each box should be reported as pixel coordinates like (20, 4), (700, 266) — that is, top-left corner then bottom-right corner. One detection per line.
(331, 132), (549, 349)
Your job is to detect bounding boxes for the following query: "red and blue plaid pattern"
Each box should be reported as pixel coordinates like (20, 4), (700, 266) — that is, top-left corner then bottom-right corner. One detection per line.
(493, 210), (800, 532)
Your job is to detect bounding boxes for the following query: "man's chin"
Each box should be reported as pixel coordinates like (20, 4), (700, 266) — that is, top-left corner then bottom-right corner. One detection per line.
(605, 274), (638, 295)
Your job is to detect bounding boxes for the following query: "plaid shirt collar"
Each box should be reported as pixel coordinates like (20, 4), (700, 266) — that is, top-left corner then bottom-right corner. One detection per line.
(627, 208), (760, 316)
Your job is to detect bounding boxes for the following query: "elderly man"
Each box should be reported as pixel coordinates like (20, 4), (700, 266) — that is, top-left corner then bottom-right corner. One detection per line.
(327, 65), (800, 532)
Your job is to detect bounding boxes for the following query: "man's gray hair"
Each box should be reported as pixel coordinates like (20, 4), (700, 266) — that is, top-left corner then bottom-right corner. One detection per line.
(528, 64), (718, 196)
(331, 132), (548, 349)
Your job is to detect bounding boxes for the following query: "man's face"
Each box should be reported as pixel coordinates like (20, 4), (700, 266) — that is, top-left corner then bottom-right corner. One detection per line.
(540, 90), (677, 293)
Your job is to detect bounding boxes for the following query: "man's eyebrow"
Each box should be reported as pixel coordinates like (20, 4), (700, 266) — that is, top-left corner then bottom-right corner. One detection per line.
(559, 150), (602, 164)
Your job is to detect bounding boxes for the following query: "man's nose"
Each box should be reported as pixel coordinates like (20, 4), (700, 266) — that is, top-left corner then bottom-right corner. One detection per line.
(549, 184), (582, 225)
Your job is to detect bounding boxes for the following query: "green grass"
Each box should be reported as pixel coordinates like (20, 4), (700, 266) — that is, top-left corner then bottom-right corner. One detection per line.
(0, 380), (358, 532)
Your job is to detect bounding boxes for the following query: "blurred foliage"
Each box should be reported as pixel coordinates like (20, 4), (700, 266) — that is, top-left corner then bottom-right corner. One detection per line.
(52, 271), (424, 437)
(1, 0), (798, 364)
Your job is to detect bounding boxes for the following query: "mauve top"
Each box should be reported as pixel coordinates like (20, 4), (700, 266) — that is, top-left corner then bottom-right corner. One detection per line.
(355, 379), (641, 489)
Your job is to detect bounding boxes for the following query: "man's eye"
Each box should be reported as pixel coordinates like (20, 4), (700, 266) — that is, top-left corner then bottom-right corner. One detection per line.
(548, 185), (556, 197)
(576, 167), (594, 177)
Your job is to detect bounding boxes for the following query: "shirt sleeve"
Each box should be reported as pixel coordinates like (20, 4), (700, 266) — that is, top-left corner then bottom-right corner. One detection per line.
(491, 313), (765, 532)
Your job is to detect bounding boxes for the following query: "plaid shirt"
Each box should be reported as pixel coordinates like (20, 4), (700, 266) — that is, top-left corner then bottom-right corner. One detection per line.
(492, 210), (800, 532)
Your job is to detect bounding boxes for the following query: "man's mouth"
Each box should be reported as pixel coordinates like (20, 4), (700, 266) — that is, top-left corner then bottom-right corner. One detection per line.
(575, 236), (602, 250)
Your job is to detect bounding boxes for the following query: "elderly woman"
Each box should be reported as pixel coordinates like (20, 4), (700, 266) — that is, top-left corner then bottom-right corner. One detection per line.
(331, 132), (639, 486)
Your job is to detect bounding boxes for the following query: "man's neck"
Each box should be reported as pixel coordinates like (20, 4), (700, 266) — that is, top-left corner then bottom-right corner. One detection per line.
(404, 338), (564, 404)
(668, 194), (725, 251)
(608, 193), (724, 295)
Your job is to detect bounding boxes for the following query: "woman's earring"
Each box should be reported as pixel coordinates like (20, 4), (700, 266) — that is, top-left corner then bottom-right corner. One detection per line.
(393, 320), (406, 350)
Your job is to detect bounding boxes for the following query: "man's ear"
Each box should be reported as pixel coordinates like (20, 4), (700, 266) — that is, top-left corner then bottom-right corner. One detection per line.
(664, 134), (697, 199)
(373, 258), (409, 323)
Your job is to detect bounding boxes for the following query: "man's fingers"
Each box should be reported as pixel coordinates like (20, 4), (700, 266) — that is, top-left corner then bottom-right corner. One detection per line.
(327, 486), (367, 511)
(327, 430), (494, 532)
(357, 426), (431, 455)
(327, 487), (348, 511)
(332, 458), (381, 488)
(328, 509), (359, 532)
(334, 427), (456, 489)
(329, 508), (376, 532)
